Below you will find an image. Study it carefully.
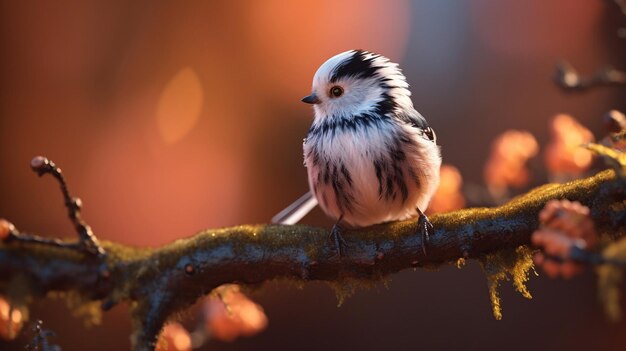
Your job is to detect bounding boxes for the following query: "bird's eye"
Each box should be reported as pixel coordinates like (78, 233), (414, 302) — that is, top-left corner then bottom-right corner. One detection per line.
(329, 86), (344, 98)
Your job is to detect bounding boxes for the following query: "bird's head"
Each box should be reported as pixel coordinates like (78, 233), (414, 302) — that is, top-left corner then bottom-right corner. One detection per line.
(302, 50), (413, 119)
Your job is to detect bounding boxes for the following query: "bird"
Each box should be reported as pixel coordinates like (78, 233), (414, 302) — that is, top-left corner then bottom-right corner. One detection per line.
(272, 49), (441, 256)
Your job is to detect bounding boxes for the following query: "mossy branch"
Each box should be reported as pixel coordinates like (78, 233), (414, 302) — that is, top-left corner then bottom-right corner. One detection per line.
(1, 167), (625, 350)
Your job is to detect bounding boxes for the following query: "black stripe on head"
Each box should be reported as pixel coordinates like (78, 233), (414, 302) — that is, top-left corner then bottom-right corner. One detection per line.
(330, 50), (382, 83)
(374, 92), (398, 116)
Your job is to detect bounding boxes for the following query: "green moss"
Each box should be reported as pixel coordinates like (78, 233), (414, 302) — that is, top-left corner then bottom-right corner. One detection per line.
(0, 239), (85, 263)
(585, 143), (626, 177)
(597, 237), (626, 321)
(597, 264), (622, 322)
(328, 271), (392, 307)
(145, 224), (329, 273)
(329, 279), (358, 306)
(456, 258), (466, 269)
(102, 241), (153, 264)
(129, 301), (143, 348)
(480, 246), (534, 320)
(47, 291), (102, 327)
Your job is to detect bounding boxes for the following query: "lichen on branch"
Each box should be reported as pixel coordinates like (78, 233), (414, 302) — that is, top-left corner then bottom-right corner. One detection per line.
(0, 154), (625, 350)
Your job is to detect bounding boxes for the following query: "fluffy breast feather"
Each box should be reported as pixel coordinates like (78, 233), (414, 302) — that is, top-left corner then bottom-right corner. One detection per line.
(304, 117), (441, 228)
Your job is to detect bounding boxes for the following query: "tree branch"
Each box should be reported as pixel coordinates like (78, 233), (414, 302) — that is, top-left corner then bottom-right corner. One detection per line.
(555, 61), (626, 91)
(1, 165), (625, 350)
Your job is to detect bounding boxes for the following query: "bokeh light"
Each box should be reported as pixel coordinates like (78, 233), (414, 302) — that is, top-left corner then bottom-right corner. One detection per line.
(204, 285), (268, 342)
(484, 130), (539, 199)
(156, 67), (204, 144)
(156, 323), (192, 351)
(0, 297), (23, 341)
(544, 114), (594, 180)
(428, 164), (465, 213)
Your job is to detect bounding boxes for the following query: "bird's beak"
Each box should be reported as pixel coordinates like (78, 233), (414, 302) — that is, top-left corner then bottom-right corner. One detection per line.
(301, 93), (320, 104)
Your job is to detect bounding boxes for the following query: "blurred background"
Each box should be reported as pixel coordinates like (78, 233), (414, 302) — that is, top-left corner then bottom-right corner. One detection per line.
(1, 0), (626, 350)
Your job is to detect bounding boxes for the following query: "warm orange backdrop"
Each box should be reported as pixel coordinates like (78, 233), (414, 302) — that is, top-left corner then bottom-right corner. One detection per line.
(1, 1), (625, 350)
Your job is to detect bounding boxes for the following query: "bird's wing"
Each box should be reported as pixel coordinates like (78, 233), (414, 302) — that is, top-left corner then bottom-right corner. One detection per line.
(421, 126), (437, 143)
(271, 191), (318, 225)
(396, 109), (437, 143)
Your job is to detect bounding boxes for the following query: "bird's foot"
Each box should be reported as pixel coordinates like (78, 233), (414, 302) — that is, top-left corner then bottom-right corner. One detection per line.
(328, 222), (348, 258)
(416, 210), (434, 256)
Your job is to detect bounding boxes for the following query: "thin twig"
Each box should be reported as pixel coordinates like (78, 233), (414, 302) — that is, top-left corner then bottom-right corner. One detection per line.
(23, 156), (106, 259)
(555, 61), (626, 90)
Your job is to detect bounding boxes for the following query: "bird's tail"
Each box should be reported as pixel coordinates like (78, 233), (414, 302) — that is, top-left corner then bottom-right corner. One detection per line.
(271, 191), (318, 225)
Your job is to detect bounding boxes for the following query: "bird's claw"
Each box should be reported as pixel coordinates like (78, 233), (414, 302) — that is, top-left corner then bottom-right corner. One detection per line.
(417, 212), (434, 256)
(328, 223), (348, 258)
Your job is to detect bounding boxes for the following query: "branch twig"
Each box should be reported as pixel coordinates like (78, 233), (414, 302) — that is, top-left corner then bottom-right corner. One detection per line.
(555, 61), (626, 90)
(0, 157), (625, 350)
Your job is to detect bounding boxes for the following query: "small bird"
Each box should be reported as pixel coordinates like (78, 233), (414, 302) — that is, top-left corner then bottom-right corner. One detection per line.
(273, 50), (441, 256)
